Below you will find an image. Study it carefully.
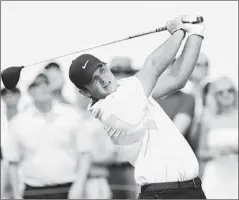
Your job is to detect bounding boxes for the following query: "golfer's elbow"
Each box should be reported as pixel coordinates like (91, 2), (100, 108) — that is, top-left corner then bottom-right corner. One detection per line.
(173, 76), (187, 90)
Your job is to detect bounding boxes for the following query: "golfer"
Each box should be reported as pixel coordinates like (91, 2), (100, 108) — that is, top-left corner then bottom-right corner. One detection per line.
(69, 15), (206, 199)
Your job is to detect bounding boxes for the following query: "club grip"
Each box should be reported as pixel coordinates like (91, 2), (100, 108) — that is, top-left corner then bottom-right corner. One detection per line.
(183, 16), (204, 24)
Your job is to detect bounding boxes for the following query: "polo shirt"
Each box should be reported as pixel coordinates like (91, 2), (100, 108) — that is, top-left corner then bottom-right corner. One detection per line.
(88, 76), (199, 185)
(3, 101), (92, 186)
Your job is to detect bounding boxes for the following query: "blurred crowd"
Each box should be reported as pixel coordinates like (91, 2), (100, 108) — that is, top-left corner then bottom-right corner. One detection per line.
(1, 53), (238, 199)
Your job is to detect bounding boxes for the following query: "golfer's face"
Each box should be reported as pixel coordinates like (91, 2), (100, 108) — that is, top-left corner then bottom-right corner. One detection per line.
(84, 64), (118, 100)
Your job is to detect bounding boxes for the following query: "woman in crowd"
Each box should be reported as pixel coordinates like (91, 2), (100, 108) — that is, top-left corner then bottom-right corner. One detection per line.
(198, 76), (238, 199)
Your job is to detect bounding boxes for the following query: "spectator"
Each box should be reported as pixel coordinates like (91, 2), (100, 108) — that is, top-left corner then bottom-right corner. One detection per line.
(1, 88), (21, 121)
(44, 62), (71, 104)
(75, 92), (116, 199)
(1, 88), (21, 199)
(2, 73), (92, 199)
(108, 57), (139, 199)
(154, 61), (195, 143)
(199, 77), (238, 199)
(183, 52), (210, 154)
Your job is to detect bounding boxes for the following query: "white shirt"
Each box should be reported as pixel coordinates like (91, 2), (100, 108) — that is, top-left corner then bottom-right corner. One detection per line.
(1, 102), (8, 148)
(3, 101), (92, 186)
(88, 76), (199, 185)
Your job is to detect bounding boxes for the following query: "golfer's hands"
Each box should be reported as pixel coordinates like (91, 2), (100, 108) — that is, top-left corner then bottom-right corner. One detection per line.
(166, 17), (185, 35)
(180, 15), (205, 38)
(167, 15), (205, 38)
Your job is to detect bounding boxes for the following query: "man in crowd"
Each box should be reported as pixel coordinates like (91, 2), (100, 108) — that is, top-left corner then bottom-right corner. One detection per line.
(44, 62), (71, 104)
(1, 88), (21, 121)
(3, 73), (92, 199)
(1, 88), (22, 199)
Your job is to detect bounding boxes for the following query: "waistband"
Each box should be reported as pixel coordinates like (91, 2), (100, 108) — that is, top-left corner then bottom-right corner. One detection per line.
(141, 177), (202, 193)
(108, 162), (133, 169)
(24, 182), (72, 196)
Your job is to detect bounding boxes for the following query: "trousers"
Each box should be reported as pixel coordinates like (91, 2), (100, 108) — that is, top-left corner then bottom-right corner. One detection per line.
(138, 177), (207, 199)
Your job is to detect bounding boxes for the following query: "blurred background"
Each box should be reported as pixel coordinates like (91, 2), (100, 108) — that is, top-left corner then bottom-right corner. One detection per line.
(1, 1), (238, 199)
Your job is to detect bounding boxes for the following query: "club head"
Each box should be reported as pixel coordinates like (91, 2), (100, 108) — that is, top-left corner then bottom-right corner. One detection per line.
(1, 66), (25, 90)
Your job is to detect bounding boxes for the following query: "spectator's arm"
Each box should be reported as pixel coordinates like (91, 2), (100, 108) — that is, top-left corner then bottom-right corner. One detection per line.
(1, 160), (9, 199)
(173, 95), (195, 136)
(197, 116), (219, 160)
(2, 122), (22, 199)
(68, 152), (92, 199)
(9, 162), (22, 199)
(68, 115), (93, 199)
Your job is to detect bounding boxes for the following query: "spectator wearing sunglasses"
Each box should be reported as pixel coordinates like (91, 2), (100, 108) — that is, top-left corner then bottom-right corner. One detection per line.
(198, 77), (238, 199)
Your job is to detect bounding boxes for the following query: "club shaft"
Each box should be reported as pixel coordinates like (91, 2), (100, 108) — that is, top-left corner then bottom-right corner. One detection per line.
(25, 16), (203, 67)
(25, 26), (167, 67)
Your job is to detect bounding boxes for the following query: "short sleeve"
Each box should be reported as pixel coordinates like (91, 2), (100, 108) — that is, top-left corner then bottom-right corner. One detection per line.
(2, 120), (21, 162)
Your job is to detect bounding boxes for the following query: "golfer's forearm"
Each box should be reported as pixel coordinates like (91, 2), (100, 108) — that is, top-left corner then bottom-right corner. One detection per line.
(146, 30), (185, 77)
(171, 35), (203, 85)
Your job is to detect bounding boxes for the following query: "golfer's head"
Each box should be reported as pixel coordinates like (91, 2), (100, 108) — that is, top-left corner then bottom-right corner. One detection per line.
(69, 54), (118, 100)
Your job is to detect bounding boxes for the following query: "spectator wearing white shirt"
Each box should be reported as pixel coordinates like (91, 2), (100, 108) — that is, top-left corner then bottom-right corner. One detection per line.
(1, 88), (22, 199)
(3, 73), (92, 199)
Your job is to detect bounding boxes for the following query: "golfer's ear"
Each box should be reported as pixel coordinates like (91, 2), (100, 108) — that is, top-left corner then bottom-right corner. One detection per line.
(78, 88), (91, 98)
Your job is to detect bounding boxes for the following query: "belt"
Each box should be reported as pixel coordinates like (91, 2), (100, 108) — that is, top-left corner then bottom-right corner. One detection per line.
(24, 182), (72, 196)
(141, 177), (202, 193)
(108, 162), (133, 169)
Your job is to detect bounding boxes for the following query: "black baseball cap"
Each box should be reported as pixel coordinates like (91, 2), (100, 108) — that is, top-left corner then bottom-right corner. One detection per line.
(69, 54), (105, 88)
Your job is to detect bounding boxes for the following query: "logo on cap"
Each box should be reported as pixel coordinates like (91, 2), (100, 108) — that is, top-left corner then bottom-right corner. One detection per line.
(82, 60), (89, 69)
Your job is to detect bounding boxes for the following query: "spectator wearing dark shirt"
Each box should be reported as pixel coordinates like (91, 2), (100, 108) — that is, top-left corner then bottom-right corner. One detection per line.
(155, 91), (195, 146)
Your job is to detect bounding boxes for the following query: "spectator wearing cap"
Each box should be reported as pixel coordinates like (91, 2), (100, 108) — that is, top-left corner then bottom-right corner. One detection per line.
(44, 62), (71, 105)
(107, 57), (140, 199)
(3, 73), (92, 199)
